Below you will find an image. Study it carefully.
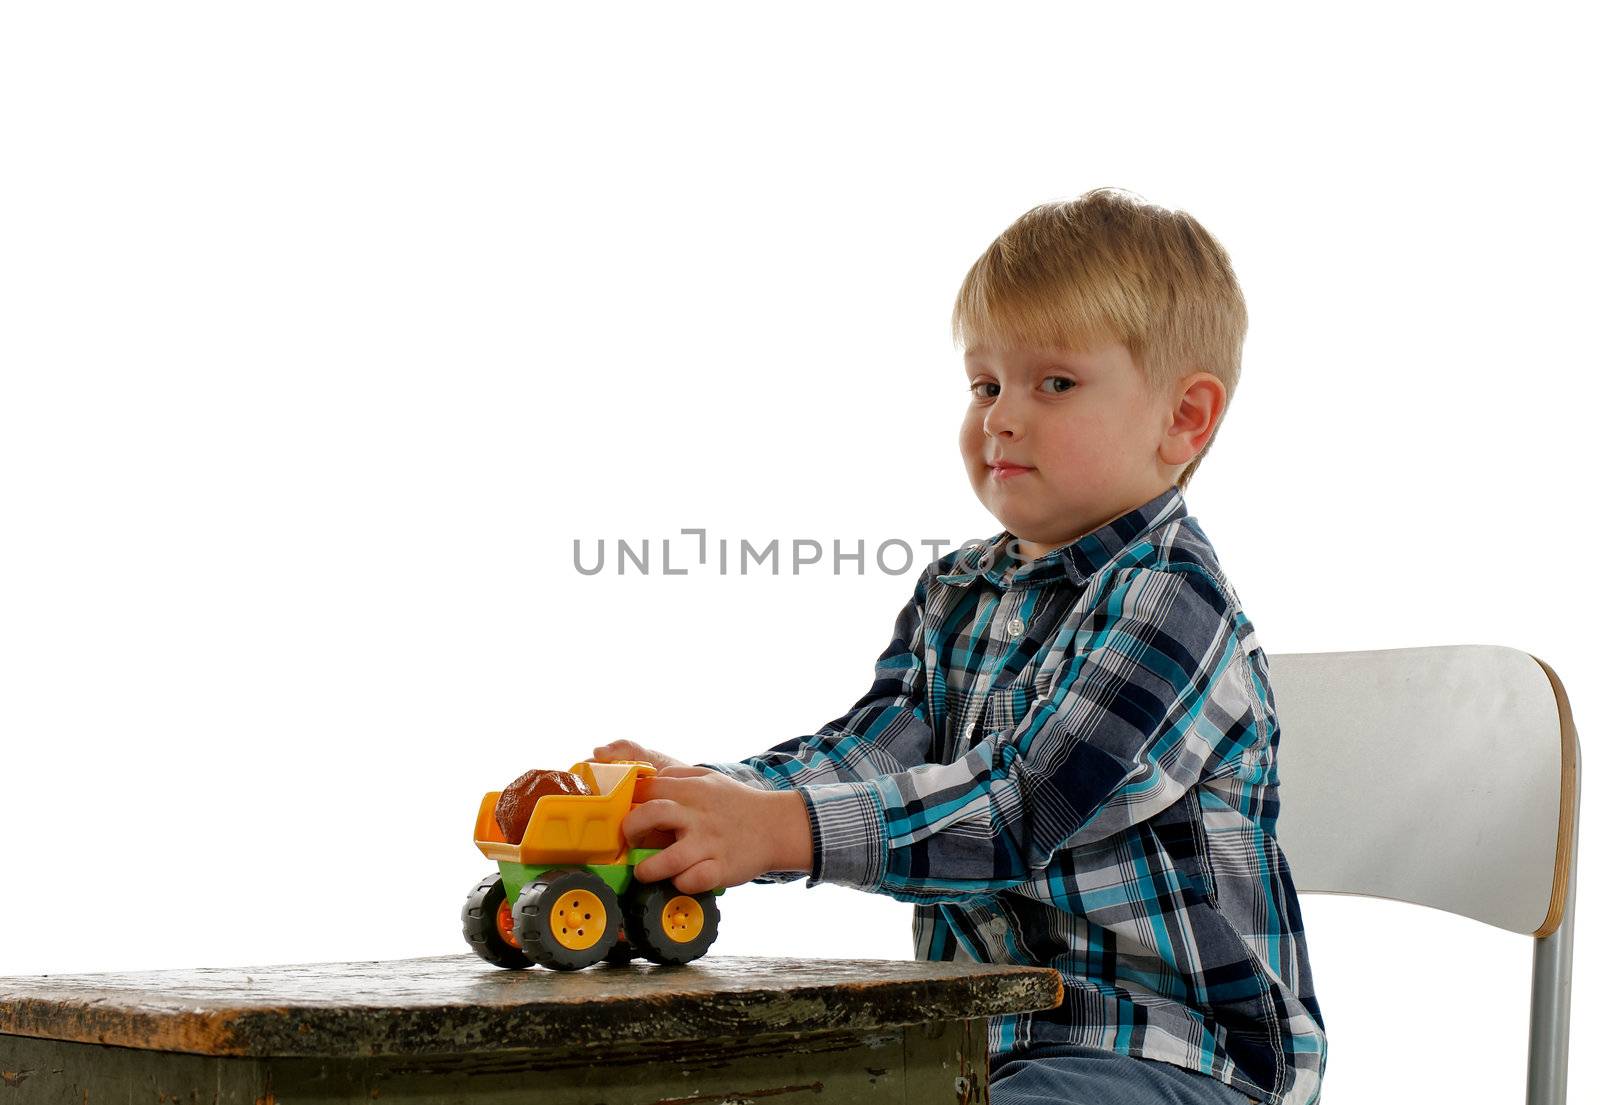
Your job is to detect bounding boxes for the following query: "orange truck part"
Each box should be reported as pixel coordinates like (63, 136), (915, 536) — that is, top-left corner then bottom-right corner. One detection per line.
(473, 760), (656, 865)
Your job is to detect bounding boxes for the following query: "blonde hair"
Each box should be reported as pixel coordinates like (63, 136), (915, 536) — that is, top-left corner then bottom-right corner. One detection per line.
(950, 187), (1247, 491)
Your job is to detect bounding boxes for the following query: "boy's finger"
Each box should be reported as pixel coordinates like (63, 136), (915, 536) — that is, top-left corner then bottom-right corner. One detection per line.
(621, 798), (688, 844)
(671, 857), (723, 895)
(631, 775), (699, 803)
(592, 740), (642, 761)
(632, 839), (704, 885)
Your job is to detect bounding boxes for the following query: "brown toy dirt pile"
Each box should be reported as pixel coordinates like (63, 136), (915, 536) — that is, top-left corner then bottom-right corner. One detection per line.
(494, 768), (594, 842)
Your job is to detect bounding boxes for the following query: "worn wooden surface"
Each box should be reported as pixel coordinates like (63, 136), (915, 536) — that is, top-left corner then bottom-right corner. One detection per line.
(0, 954), (1061, 1059)
(3, 1019), (997, 1104)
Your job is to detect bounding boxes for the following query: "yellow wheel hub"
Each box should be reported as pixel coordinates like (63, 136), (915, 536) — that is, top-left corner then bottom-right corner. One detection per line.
(661, 894), (704, 943)
(552, 888), (607, 951)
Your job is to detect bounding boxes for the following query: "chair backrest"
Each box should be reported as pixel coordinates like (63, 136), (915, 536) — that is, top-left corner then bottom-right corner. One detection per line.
(1268, 644), (1581, 1105)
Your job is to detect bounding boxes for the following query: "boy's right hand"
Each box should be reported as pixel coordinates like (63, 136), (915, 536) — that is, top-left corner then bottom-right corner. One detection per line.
(592, 739), (689, 772)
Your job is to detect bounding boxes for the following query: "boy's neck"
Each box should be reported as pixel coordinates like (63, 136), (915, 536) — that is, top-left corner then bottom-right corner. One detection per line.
(1009, 481), (1180, 562)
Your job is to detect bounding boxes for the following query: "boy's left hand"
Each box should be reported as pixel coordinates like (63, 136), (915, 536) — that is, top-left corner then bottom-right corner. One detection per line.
(623, 767), (812, 894)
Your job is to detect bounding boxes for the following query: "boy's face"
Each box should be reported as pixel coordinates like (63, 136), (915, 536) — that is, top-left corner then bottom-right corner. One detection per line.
(960, 339), (1178, 561)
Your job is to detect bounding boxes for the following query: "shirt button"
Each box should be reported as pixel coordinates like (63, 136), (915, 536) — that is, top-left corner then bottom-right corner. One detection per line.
(1006, 617), (1025, 638)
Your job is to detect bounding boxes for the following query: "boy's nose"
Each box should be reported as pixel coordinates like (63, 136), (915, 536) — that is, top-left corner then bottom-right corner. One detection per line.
(984, 404), (1022, 437)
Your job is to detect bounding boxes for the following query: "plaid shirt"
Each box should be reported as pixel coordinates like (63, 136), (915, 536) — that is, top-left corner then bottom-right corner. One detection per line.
(706, 484), (1328, 1105)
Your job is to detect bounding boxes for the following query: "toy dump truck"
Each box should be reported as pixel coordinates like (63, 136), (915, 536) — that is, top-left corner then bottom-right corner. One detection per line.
(461, 759), (722, 970)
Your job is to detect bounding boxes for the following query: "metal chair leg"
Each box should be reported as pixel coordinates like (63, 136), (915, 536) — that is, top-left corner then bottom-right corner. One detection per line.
(1527, 746), (1579, 1105)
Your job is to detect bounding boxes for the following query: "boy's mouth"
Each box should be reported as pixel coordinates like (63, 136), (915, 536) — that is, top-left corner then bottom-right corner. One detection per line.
(989, 460), (1035, 479)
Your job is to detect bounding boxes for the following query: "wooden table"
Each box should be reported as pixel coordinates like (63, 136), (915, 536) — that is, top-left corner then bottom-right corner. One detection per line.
(0, 954), (1061, 1103)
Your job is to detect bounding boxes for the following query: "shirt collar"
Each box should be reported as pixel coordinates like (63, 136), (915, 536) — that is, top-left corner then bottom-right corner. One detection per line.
(935, 484), (1188, 591)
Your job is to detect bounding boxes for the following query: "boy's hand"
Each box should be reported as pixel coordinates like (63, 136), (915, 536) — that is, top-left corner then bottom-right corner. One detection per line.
(592, 739), (688, 771)
(622, 768), (813, 894)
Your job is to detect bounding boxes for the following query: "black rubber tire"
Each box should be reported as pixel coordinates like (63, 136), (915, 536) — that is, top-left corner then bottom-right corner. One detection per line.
(623, 881), (720, 965)
(461, 873), (532, 970)
(513, 868), (621, 971)
(603, 922), (641, 964)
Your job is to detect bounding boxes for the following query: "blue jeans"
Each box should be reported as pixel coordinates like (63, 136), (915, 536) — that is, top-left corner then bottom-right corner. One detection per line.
(990, 1043), (1259, 1105)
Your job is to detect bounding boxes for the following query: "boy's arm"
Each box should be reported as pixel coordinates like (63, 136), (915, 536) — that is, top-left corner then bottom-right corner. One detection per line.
(700, 562), (937, 792)
(800, 564), (1259, 904)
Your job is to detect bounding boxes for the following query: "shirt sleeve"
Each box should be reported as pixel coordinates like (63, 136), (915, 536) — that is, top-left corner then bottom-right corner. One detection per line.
(699, 561), (937, 795)
(800, 563), (1255, 904)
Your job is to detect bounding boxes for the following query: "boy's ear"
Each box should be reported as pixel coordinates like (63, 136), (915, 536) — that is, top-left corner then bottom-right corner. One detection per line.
(1157, 371), (1227, 467)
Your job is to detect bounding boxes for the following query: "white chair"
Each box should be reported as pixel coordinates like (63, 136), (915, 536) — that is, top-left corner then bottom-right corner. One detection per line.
(1271, 645), (1581, 1105)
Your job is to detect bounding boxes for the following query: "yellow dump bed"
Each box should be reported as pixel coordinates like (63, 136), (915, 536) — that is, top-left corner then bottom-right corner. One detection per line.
(473, 760), (654, 865)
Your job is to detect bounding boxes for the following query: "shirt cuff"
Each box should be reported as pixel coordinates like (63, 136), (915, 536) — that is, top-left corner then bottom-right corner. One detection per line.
(797, 779), (889, 892)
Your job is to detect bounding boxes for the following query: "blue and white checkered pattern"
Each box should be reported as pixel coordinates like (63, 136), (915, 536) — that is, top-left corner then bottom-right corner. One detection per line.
(706, 484), (1328, 1105)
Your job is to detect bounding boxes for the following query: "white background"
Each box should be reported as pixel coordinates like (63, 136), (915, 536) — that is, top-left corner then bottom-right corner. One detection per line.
(2, 4), (1594, 1101)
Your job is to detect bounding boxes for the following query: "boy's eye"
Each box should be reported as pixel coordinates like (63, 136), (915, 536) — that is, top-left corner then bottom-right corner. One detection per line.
(967, 378), (1074, 398)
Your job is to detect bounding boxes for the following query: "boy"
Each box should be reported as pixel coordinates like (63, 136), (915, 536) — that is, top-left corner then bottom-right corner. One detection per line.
(596, 187), (1327, 1105)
